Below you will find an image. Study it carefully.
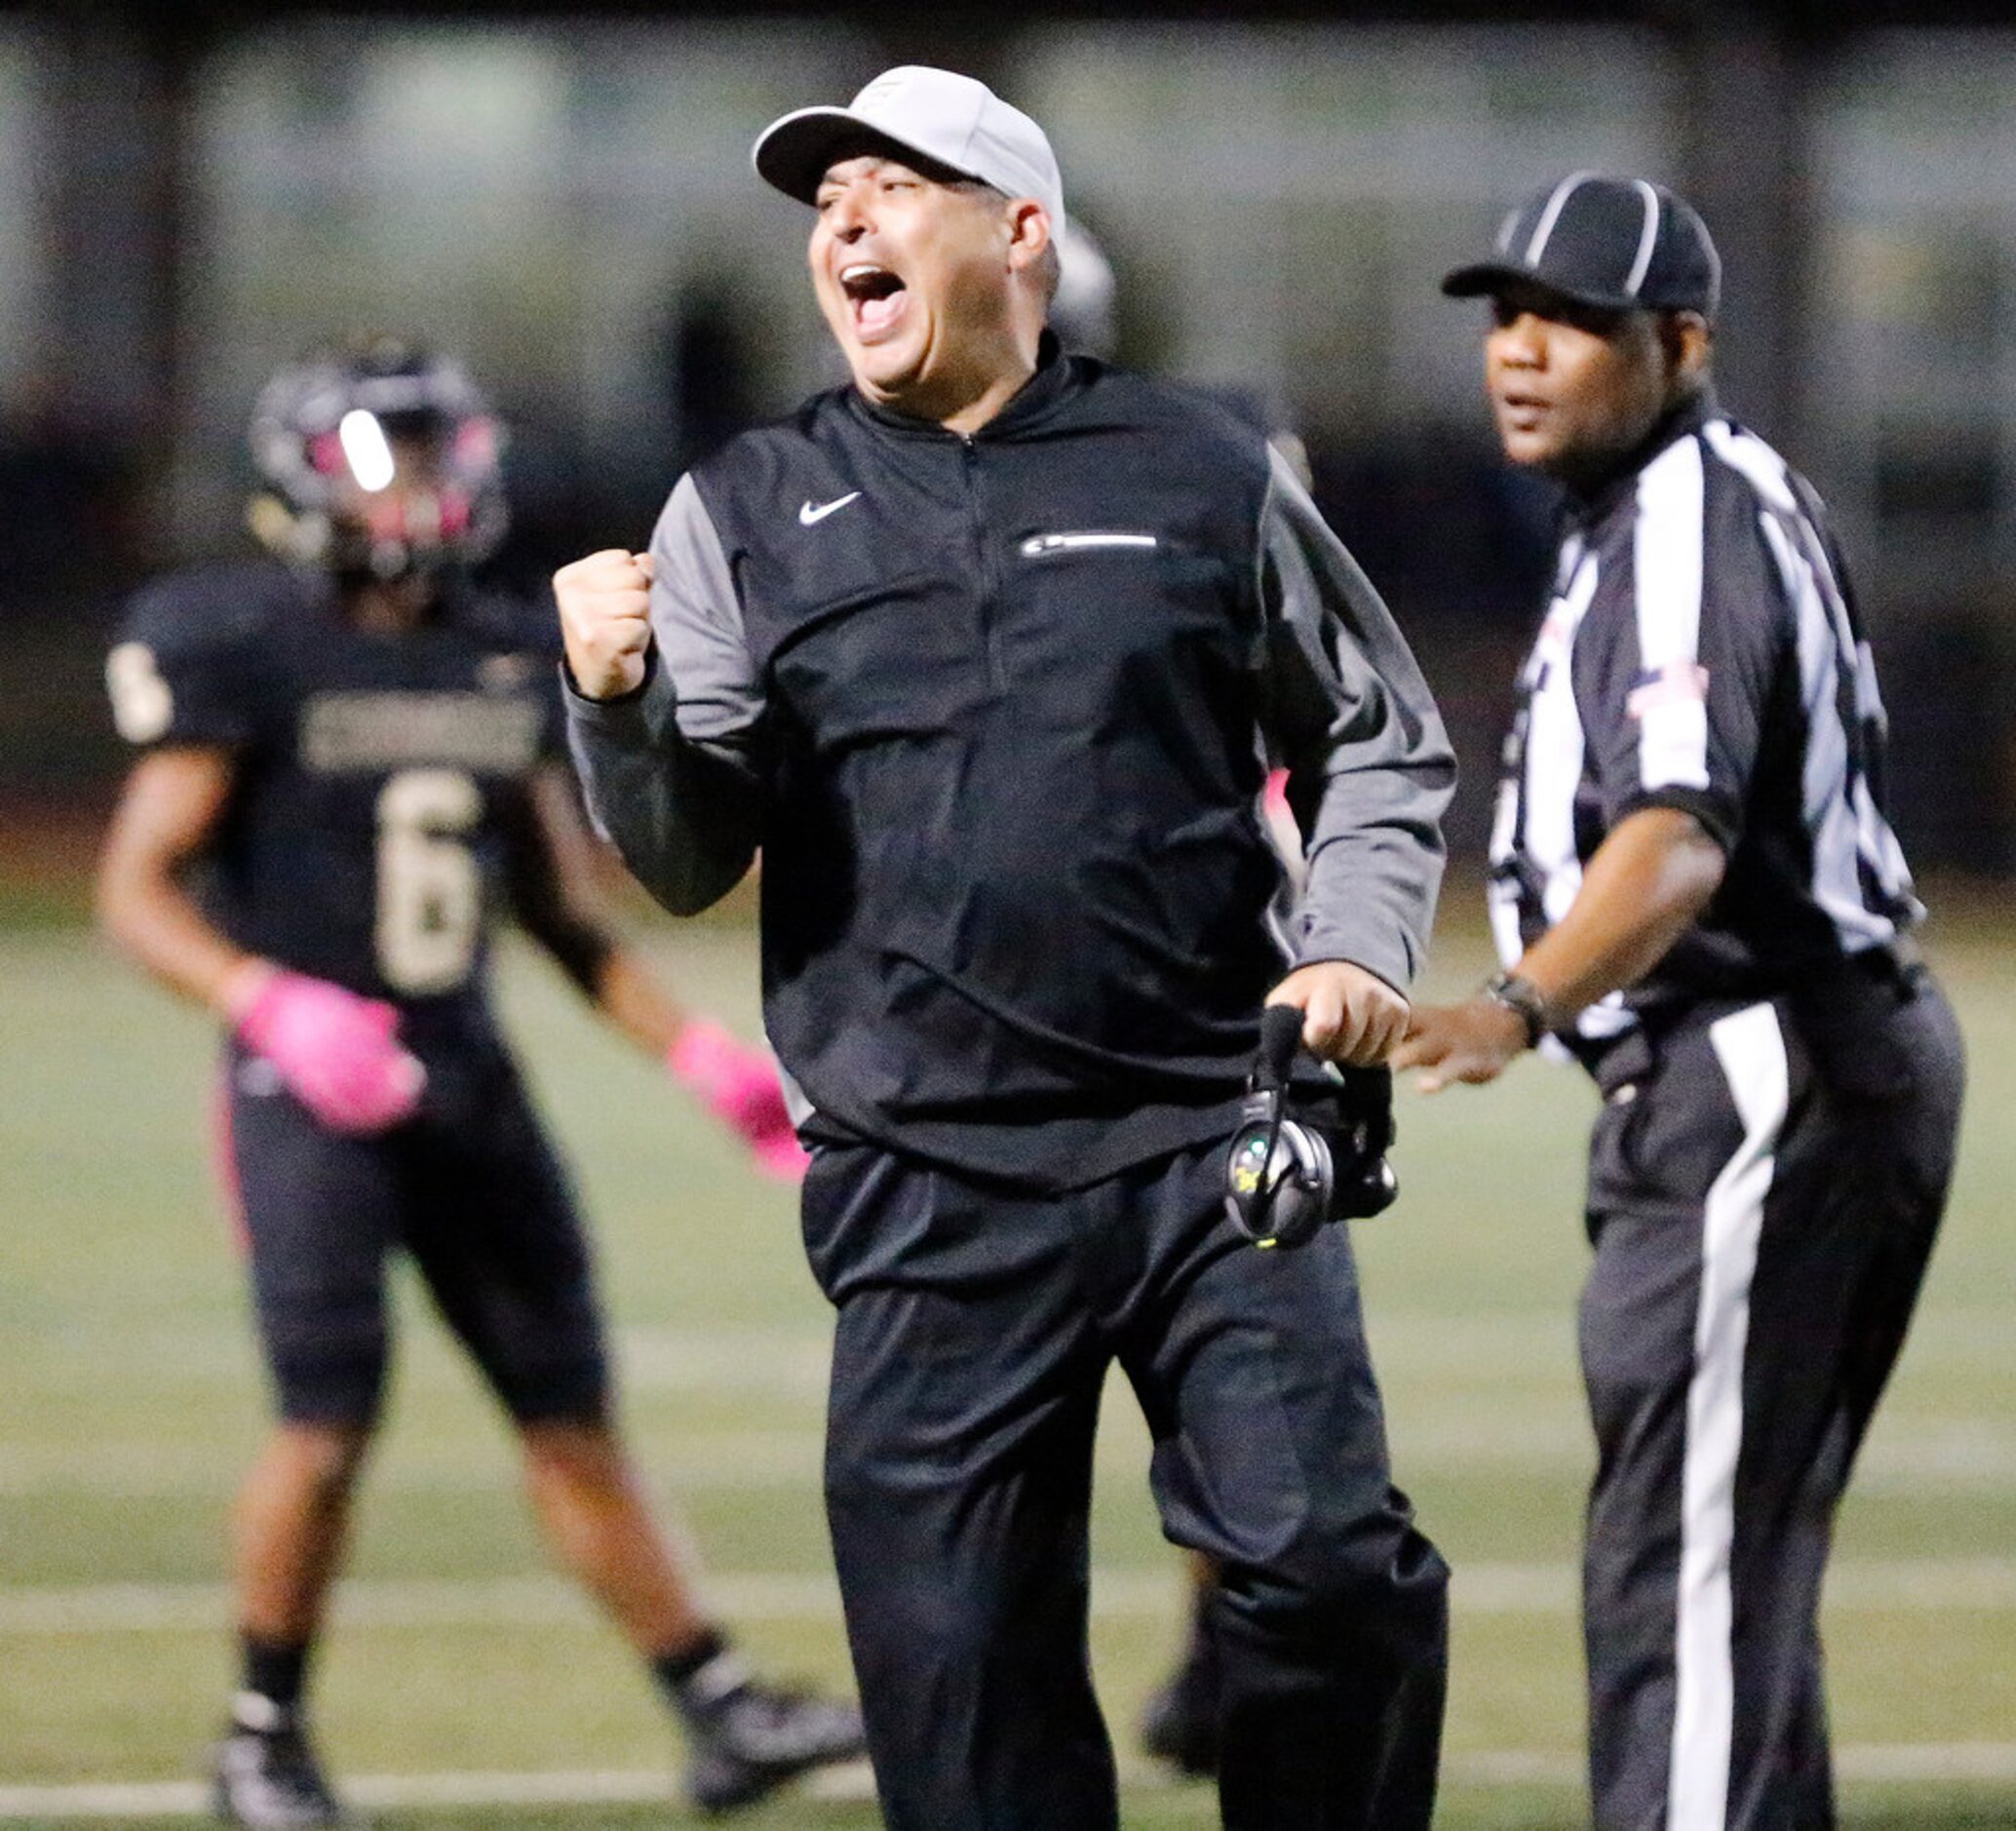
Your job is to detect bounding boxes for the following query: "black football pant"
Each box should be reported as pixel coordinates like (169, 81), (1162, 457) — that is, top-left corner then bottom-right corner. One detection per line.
(223, 1037), (608, 1426)
(799, 1135), (1449, 1830)
(1577, 964), (1963, 1829)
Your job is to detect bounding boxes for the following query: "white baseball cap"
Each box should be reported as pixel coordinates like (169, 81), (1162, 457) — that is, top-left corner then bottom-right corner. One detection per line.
(754, 65), (1066, 238)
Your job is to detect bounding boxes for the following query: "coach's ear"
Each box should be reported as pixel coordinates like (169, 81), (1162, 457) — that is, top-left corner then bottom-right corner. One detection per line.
(1004, 198), (1052, 275)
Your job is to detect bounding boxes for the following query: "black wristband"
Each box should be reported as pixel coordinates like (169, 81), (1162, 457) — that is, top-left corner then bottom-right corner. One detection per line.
(1482, 971), (1548, 1049)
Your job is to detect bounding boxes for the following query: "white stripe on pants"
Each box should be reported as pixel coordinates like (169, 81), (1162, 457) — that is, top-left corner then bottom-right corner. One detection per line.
(1668, 1003), (1789, 1830)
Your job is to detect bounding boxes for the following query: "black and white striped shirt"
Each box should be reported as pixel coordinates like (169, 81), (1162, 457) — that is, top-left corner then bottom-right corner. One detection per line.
(1490, 394), (1921, 1045)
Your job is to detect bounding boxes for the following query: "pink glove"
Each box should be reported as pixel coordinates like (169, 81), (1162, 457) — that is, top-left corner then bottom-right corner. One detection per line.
(668, 1019), (809, 1182)
(231, 969), (426, 1136)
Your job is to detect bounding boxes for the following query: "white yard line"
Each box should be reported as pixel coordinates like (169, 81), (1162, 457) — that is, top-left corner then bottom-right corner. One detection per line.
(5, 1417), (2013, 1496)
(4, 1745), (2015, 1819)
(1449, 1742), (2016, 1785)
(1842, 1743), (2016, 1781)
(1451, 1554), (2016, 1614)
(0, 1434), (837, 1498)
(0, 1765), (881, 1821)
(5, 1557), (2016, 1637)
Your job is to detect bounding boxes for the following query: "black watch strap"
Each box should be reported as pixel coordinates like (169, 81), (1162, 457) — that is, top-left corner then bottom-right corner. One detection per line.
(1483, 971), (1548, 1049)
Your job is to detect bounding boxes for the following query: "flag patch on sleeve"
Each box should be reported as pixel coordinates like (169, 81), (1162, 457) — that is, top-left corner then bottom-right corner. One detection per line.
(1626, 661), (1710, 721)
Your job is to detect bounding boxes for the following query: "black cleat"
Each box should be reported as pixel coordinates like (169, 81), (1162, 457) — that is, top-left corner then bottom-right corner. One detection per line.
(675, 1655), (868, 1815)
(211, 1701), (355, 1828)
(1140, 1651), (1221, 1778)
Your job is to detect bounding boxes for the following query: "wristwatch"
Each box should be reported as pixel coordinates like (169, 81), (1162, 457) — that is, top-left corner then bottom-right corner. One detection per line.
(1482, 971), (1549, 1049)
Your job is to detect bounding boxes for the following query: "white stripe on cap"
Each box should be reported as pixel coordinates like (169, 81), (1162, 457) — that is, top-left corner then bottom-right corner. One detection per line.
(1624, 178), (1662, 296)
(1524, 170), (1597, 264)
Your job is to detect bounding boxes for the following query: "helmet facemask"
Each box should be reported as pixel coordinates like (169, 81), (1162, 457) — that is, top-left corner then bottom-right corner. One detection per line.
(249, 343), (508, 581)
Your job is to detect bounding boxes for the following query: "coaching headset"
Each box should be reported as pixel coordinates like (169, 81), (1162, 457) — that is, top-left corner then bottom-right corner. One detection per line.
(1224, 1004), (1399, 1250)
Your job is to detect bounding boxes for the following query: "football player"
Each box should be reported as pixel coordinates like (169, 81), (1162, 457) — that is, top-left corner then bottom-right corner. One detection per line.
(96, 339), (862, 1826)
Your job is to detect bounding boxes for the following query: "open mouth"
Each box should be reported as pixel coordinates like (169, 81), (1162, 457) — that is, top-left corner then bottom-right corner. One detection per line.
(839, 261), (909, 342)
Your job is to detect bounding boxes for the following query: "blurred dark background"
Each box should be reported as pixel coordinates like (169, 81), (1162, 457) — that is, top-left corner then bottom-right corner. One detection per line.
(7, 0), (2016, 895)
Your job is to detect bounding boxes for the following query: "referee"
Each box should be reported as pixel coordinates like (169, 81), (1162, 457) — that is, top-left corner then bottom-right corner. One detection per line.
(555, 64), (1454, 1831)
(1397, 175), (1965, 1828)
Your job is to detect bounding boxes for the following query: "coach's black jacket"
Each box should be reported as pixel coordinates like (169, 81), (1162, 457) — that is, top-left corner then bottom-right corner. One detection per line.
(567, 344), (1454, 1190)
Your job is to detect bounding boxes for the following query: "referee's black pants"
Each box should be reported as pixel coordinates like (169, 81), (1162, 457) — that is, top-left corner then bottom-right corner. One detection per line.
(799, 1134), (1449, 1830)
(1577, 962), (1963, 1830)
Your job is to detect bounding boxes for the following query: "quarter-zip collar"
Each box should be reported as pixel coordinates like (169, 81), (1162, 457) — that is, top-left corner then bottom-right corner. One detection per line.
(844, 331), (1082, 442)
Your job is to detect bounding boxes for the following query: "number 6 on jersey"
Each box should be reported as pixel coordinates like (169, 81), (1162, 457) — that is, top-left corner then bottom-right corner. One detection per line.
(375, 767), (482, 994)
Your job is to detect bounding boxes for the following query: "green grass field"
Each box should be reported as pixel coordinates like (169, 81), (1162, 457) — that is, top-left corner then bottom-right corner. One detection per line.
(2, 901), (2012, 1828)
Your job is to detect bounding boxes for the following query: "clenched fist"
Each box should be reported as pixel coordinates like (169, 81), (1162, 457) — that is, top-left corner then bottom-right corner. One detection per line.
(555, 548), (656, 701)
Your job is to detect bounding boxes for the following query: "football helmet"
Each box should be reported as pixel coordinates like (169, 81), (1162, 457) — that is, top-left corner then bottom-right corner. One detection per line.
(248, 337), (507, 578)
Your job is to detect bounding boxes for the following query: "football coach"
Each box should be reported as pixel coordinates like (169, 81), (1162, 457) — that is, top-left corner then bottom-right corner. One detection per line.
(1399, 176), (1966, 1828)
(555, 66), (1454, 1829)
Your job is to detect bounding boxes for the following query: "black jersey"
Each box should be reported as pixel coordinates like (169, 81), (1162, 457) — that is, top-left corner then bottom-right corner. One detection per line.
(1489, 396), (1920, 1049)
(108, 561), (563, 1039)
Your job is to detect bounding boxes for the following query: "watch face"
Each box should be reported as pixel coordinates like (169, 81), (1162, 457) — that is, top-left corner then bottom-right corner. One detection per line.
(1487, 974), (1547, 1043)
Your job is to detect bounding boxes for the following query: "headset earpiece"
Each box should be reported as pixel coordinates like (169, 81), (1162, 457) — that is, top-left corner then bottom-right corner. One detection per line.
(1224, 1094), (1335, 1248)
(1223, 1005), (1397, 1247)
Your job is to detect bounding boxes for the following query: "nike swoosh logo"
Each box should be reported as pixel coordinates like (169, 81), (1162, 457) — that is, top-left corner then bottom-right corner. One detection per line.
(798, 491), (861, 526)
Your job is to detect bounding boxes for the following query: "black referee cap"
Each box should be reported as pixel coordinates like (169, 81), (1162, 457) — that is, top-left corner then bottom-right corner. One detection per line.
(1442, 174), (1721, 320)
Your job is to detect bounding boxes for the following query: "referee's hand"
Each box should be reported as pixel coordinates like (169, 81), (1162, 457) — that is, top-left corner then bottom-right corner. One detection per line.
(1266, 961), (1410, 1067)
(1391, 998), (1528, 1093)
(555, 548), (656, 701)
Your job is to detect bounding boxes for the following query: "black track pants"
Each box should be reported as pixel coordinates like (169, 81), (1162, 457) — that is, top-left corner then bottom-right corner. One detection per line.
(800, 1135), (1449, 1831)
(1577, 971), (1963, 1830)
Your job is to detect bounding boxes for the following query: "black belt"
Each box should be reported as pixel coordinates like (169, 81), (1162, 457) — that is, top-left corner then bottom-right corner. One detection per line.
(1579, 938), (1927, 1086)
